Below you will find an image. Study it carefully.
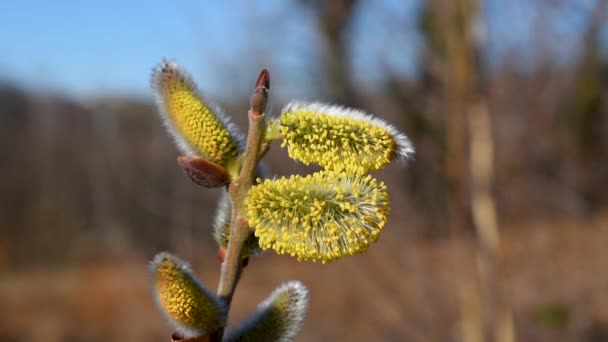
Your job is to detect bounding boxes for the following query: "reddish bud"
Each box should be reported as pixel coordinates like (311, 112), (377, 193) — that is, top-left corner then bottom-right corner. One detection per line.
(217, 247), (227, 263)
(217, 247), (250, 268)
(177, 156), (231, 188)
(255, 69), (270, 90)
(250, 69), (269, 117)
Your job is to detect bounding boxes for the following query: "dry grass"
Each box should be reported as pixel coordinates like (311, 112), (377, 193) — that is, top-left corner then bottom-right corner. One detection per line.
(1, 213), (608, 341)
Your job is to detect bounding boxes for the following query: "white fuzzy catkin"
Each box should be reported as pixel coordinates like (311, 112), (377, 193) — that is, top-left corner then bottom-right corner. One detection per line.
(223, 281), (310, 342)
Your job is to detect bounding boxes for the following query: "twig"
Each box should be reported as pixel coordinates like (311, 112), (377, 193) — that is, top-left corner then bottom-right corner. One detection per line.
(211, 69), (269, 342)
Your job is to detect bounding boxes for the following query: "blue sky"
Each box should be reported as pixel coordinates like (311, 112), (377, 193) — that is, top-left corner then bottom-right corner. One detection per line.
(0, 0), (425, 100)
(0, 1), (260, 98)
(0, 0), (600, 100)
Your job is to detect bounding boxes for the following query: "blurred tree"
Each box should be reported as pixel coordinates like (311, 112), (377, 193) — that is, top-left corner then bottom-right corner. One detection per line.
(307, 0), (361, 107)
(566, 0), (608, 213)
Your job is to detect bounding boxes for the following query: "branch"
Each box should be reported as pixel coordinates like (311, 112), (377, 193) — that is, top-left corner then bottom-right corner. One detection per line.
(212, 69), (269, 342)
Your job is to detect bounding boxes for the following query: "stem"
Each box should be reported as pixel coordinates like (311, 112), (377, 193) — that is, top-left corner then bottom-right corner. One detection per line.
(212, 69), (269, 342)
(217, 112), (265, 301)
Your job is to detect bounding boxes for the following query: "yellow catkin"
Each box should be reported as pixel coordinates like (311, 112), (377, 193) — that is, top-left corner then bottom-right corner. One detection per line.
(152, 61), (240, 167)
(245, 170), (391, 262)
(223, 281), (309, 342)
(280, 103), (407, 174)
(151, 253), (224, 336)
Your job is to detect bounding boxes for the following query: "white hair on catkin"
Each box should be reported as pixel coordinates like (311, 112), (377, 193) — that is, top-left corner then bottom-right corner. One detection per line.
(223, 281), (309, 342)
(149, 252), (226, 338)
(259, 281), (309, 335)
(282, 101), (415, 163)
(150, 59), (246, 156)
(212, 191), (231, 246)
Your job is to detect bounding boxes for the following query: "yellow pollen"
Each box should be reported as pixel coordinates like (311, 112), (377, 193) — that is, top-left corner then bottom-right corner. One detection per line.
(245, 170), (390, 262)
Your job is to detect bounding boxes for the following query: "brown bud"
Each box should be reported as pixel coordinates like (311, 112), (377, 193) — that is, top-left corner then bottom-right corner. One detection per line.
(217, 247), (227, 263)
(256, 68), (270, 90)
(218, 247), (250, 268)
(250, 69), (269, 117)
(177, 156), (231, 188)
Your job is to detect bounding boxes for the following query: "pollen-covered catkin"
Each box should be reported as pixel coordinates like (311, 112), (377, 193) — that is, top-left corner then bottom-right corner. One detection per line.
(150, 253), (224, 337)
(245, 170), (391, 262)
(151, 61), (242, 168)
(279, 102), (414, 174)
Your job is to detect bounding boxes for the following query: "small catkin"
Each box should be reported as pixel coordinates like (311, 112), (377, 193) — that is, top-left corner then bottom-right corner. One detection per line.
(223, 281), (309, 342)
(213, 191), (262, 257)
(246, 170), (391, 262)
(279, 101), (414, 174)
(150, 253), (224, 338)
(151, 60), (242, 168)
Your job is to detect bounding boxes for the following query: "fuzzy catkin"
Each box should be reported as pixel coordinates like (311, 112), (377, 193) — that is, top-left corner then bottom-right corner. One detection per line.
(279, 102), (414, 174)
(223, 281), (309, 342)
(150, 253), (224, 338)
(246, 170), (390, 262)
(213, 191), (262, 257)
(151, 61), (242, 168)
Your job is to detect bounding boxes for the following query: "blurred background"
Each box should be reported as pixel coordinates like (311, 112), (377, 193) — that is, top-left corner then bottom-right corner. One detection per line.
(1, 0), (608, 341)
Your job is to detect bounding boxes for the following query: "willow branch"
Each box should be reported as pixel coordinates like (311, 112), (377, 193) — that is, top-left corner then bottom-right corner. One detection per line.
(212, 69), (269, 342)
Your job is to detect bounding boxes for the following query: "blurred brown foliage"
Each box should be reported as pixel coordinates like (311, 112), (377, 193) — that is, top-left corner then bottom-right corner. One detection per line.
(1, 0), (608, 341)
